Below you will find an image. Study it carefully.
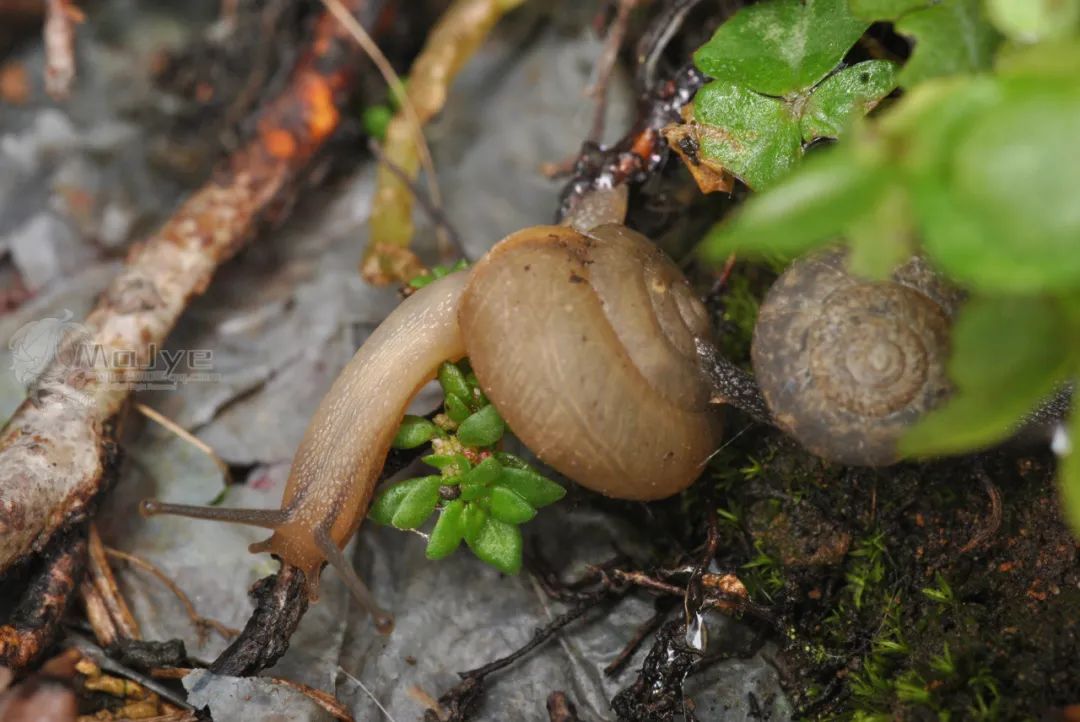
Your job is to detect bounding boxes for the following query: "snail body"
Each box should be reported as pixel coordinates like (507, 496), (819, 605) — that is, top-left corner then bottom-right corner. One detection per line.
(752, 251), (961, 466)
(142, 221), (722, 627)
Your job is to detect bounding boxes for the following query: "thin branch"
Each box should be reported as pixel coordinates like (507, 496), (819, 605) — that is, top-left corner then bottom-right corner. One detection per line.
(135, 403), (233, 486)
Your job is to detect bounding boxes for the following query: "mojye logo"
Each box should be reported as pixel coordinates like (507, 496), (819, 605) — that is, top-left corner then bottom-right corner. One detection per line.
(8, 310), (218, 405)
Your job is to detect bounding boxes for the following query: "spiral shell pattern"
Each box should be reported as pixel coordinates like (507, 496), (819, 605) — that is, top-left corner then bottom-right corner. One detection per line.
(752, 251), (959, 466)
(459, 224), (722, 500)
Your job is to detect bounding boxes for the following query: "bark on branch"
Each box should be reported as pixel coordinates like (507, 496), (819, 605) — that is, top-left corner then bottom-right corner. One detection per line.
(0, 0), (380, 576)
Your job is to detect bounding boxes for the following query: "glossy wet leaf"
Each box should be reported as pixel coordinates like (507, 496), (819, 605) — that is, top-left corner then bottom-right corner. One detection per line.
(901, 297), (1076, 456)
(693, 80), (802, 190)
(488, 487), (536, 524)
(896, 0), (999, 87)
(461, 455), (502, 486)
(462, 503), (488, 544)
(444, 392), (471, 423)
(426, 499), (466, 560)
(368, 475), (437, 526)
(914, 83), (1080, 292)
(438, 362), (472, 409)
(422, 452), (472, 473)
(848, 0), (929, 21)
(697, 144), (891, 262)
(985, 0), (1080, 42)
(495, 468), (566, 508)
(693, 0), (868, 96)
(457, 404), (506, 447)
(390, 475), (442, 529)
(392, 415), (441, 449)
(800, 60), (899, 141)
(466, 517), (523, 574)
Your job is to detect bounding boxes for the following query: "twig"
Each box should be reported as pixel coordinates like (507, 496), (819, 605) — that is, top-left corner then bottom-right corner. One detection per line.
(0, 530), (87, 672)
(268, 676), (354, 721)
(355, 0), (523, 282)
(43, 0), (82, 100)
(105, 547), (239, 643)
(423, 595), (618, 722)
(135, 403), (233, 486)
(603, 604), (672, 676)
(367, 138), (467, 262)
(959, 464), (1004, 554)
(0, 0), (385, 578)
(587, 0), (638, 144)
(546, 691), (581, 722)
(68, 633), (195, 712)
(84, 524), (140, 643)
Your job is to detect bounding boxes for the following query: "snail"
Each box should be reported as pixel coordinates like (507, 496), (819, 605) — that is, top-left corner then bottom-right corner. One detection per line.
(140, 198), (723, 631)
(750, 250), (963, 467)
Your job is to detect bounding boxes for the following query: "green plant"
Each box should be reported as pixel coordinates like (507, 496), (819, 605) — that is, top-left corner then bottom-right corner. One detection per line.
(695, 0), (1080, 532)
(368, 359), (565, 574)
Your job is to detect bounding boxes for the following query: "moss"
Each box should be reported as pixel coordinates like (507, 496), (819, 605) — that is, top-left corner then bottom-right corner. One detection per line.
(700, 423), (1080, 721)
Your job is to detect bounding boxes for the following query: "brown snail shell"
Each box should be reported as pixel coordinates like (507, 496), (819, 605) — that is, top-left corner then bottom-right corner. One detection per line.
(460, 223), (723, 500)
(752, 250), (961, 466)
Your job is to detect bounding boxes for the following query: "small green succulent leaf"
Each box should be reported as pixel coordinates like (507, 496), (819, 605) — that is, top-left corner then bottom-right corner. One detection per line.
(895, 0), (1000, 88)
(693, 80), (803, 190)
(459, 481), (489, 502)
(495, 468), (567, 508)
(426, 499), (466, 560)
(461, 456), (502, 487)
(901, 297), (1075, 457)
(457, 405), (506, 447)
(489, 487), (537, 525)
(422, 453), (472, 473)
(392, 415), (441, 449)
(985, 0), (1080, 43)
(444, 393), (472, 424)
(493, 451), (537, 472)
(697, 144), (891, 263)
(361, 104), (393, 141)
(390, 475), (442, 529)
(848, 0), (930, 21)
(462, 503), (489, 544)
(368, 475), (437, 525)
(438, 362), (473, 408)
(800, 60), (899, 141)
(693, 0), (869, 96)
(466, 517), (523, 574)
(1059, 397), (1080, 536)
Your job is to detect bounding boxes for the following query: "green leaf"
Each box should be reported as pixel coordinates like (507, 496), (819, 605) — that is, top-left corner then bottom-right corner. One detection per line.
(693, 0), (868, 96)
(445, 393), (471, 424)
(489, 487), (537, 524)
(697, 143), (890, 263)
(390, 475), (442, 529)
(845, 184), (915, 279)
(495, 468), (566, 508)
(985, 0), (1080, 43)
(896, 0), (1000, 87)
(457, 405), (506, 447)
(462, 503), (488, 543)
(466, 517), (523, 574)
(693, 81), (803, 190)
(800, 61), (899, 141)
(438, 362), (473, 409)
(900, 297), (1075, 456)
(460, 482), (489, 502)
(392, 415), (440, 449)
(914, 82), (1080, 292)
(461, 456), (502, 486)
(361, 104), (393, 141)
(1059, 395), (1080, 536)
(848, 0), (929, 21)
(493, 451), (538, 471)
(422, 453), (472, 473)
(368, 475), (438, 526)
(426, 499), (465, 560)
